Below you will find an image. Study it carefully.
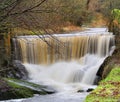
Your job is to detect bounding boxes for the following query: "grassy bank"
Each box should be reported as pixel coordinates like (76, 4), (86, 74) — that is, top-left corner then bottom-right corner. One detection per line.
(85, 67), (120, 102)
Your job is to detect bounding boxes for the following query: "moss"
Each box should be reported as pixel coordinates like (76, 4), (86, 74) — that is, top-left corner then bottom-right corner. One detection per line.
(0, 78), (48, 100)
(6, 78), (47, 89)
(86, 95), (117, 102)
(103, 67), (120, 82)
(6, 79), (46, 96)
(85, 67), (120, 102)
(6, 78), (56, 93)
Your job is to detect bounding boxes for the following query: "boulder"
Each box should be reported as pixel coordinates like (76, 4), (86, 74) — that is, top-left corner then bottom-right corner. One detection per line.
(8, 60), (28, 79)
(0, 78), (56, 101)
(86, 88), (94, 92)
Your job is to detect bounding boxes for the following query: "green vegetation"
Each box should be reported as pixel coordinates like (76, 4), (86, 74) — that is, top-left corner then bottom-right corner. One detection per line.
(112, 9), (120, 23)
(85, 67), (120, 102)
(0, 78), (50, 100)
(6, 78), (55, 94)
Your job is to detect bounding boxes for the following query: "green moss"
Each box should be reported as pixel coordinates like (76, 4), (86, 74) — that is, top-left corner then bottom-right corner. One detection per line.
(86, 95), (117, 102)
(85, 67), (120, 102)
(103, 68), (120, 82)
(6, 80), (43, 97)
(6, 78), (48, 94)
(6, 78), (46, 89)
(0, 78), (48, 100)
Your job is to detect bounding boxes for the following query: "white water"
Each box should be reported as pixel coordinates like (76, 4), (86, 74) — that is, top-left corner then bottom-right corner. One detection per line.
(23, 54), (105, 92)
(7, 28), (115, 102)
(21, 28), (114, 90)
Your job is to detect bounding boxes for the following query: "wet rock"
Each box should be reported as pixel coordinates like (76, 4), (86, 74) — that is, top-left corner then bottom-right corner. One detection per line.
(0, 78), (55, 101)
(41, 87), (56, 94)
(86, 88), (94, 92)
(93, 76), (102, 85)
(97, 56), (111, 78)
(7, 78), (56, 94)
(77, 90), (84, 93)
(0, 79), (11, 93)
(8, 60), (28, 79)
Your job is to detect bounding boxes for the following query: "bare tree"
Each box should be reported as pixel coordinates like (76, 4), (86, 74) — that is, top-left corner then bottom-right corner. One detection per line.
(0, 0), (93, 69)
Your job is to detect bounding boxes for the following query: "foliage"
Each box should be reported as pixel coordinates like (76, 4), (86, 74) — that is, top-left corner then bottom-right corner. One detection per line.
(85, 67), (120, 102)
(100, 0), (120, 18)
(108, 9), (120, 35)
(0, 0), (94, 32)
(111, 9), (120, 24)
(0, 0), (89, 69)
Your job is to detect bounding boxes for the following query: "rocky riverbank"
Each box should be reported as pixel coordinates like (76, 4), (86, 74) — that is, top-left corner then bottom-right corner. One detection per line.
(0, 60), (56, 101)
(0, 78), (56, 101)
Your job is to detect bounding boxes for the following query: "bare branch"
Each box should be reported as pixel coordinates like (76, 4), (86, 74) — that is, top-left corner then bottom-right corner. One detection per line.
(10, 0), (47, 16)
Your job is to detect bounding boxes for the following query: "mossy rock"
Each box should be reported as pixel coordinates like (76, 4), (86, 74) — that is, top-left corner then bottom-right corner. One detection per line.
(0, 78), (56, 101)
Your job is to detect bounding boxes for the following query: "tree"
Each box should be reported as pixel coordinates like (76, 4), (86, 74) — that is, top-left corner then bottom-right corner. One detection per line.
(100, 0), (120, 18)
(0, 0), (99, 71)
(0, 0), (49, 71)
(86, 0), (100, 12)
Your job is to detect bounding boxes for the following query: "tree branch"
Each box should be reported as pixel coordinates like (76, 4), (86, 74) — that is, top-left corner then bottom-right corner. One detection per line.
(10, 0), (47, 16)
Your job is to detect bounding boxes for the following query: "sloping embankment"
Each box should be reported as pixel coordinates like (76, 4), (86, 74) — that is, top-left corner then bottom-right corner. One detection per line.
(85, 67), (120, 102)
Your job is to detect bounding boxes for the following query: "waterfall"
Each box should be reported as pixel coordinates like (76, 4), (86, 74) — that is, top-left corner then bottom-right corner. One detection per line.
(13, 34), (114, 64)
(13, 28), (115, 91)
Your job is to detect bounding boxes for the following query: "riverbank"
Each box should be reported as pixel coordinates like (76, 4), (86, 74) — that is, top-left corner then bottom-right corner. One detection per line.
(85, 34), (120, 102)
(85, 67), (120, 102)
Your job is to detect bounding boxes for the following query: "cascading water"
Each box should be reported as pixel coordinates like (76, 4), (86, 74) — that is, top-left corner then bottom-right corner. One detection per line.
(13, 33), (114, 65)
(12, 28), (115, 102)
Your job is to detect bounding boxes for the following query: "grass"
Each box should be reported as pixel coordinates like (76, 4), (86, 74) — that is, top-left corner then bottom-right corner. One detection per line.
(85, 67), (120, 102)
(12, 27), (46, 36)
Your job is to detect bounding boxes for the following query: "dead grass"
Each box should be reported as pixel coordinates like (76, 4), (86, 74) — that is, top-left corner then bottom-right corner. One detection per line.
(90, 13), (108, 27)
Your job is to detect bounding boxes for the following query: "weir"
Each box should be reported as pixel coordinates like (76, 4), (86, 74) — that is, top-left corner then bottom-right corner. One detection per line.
(13, 33), (114, 64)
(12, 28), (115, 91)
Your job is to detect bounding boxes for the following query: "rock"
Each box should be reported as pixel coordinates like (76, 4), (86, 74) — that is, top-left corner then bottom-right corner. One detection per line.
(86, 88), (94, 92)
(0, 78), (56, 101)
(41, 87), (56, 94)
(7, 78), (56, 94)
(8, 60), (28, 79)
(93, 76), (102, 85)
(77, 90), (84, 93)
(96, 56), (111, 78)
